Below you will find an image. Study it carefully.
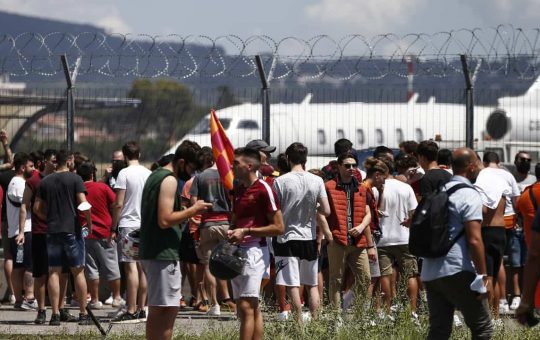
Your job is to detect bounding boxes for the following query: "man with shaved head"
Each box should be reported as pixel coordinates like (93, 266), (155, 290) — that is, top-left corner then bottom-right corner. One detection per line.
(421, 148), (492, 340)
(475, 151), (520, 321)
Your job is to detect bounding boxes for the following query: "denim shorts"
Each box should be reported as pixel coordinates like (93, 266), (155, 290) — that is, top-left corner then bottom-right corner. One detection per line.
(47, 233), (85, 268)
(505, 228), (527, 268)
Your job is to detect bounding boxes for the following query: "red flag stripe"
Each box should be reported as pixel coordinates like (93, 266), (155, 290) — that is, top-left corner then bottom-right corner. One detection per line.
(210, 109), (235, 190)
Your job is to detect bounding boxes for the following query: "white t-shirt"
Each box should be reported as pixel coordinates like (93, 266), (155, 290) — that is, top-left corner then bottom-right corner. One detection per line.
(377, 178), (418, 247)
(273, 171), (327, 242)
(7, 176), (31, 238)
(115, 164), (151, 229)
(474, 167), (520, 215)
(516, 173), (536, 193)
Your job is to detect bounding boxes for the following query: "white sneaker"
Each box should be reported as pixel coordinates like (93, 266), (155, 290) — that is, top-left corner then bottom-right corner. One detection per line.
(453, 314), (463, 327)
(20, 299), (38, 310)
(88, 301), (103, 310)
(104, 295), (114, 305)
(112, 298), (126, 308)
(499, 301), (511, 314)
(302, 312), (312, 323)
(8, 294), (16, 305)
(510, 296), (521, 310)
(277, 310), (290, 321)
(207, 304), (221, 316)
(342, 290), (354, 311)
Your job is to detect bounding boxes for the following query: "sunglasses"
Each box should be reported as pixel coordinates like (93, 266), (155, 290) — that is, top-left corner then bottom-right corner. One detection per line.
(519, 158), (532, 162)
(343, 163), (357, 169)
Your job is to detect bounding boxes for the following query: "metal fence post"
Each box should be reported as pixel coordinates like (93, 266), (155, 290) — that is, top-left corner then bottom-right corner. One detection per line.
(460, 55), (474, 149)
(61, 55), (81, 152)
(255, 55), (270, 145)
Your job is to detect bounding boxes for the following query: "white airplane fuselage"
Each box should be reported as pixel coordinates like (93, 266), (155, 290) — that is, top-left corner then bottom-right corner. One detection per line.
(167, 78), (540, 167)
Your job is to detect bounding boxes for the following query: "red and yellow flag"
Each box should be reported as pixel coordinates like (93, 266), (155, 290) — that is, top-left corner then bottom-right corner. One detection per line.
(210, 109), (235, 190)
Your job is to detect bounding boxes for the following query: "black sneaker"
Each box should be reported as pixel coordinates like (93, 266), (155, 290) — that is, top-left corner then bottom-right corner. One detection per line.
(35, 309), (46, 324)
(60, 308), (78, 322)
(111, 310), (139, 324)
(137, 309), (147, 322)
(78, 313), (92, 326)
(49, 313), (61, 326)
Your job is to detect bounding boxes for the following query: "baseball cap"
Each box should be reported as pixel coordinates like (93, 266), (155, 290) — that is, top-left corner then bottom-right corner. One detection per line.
(246, 139), (276, 153)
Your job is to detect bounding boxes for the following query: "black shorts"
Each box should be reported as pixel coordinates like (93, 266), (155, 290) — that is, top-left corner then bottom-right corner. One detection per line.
(481, 227), (506, 281)
(32, 233), (48, 277)
(10, 232), (32, 271)
(32, 233), (69, 277)
(179, 227), (199, 264)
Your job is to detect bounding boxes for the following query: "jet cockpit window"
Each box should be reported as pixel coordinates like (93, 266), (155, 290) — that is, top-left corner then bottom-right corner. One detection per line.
(337, 129), (345, 140)
(318, 129), (326, 145)
(190, 118), (231, 134)
(356, 129), (365, 145)
(376, 129), (384, 144)
(237, 120), (259, 130)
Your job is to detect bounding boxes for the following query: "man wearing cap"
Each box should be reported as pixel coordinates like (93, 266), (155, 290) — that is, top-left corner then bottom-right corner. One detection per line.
(246, 139), (277, 185)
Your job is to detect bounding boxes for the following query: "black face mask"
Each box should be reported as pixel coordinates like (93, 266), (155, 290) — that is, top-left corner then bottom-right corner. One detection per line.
(516, 162), (531, 174)
(112, 160), (127, 178)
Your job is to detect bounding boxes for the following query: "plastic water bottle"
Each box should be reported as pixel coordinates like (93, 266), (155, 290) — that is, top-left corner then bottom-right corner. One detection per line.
(82, 226), (89, 238)
(16, 244), (24, 264)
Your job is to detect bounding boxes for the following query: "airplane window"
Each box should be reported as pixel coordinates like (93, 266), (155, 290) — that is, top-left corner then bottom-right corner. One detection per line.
(396, 128), (404, 144)
(356, 129), (365, 145)
(337, 129), (345, 140)
(318, 129), (326, 145)
(415, 128), (424, 142)
(237, 120), (259, 130)
(376, 128), (384, 144)
(190, 118), (231, 134)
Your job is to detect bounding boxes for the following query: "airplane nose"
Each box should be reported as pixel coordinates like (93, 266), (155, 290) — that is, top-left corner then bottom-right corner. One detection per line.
(486, 109), (510, 140)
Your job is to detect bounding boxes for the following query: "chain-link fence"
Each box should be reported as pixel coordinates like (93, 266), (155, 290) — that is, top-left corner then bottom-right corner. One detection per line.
(1, 81), (538, 170)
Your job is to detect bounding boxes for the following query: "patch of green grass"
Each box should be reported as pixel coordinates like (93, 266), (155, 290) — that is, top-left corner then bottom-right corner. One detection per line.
(1, 299), (538, 340)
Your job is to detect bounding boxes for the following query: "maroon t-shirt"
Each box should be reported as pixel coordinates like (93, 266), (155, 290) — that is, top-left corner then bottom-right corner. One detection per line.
(233, 179), (279, 246)
(26, 171), (48, 234)
(78, 181), (115, 240)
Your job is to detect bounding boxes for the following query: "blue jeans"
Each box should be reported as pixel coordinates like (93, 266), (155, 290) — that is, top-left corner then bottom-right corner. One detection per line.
(505, 228), (527, 267)
(47, 233), (85, 268)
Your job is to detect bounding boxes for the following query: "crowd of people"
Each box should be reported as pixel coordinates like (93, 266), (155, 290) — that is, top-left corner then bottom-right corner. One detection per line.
(1, 130), (540, 340)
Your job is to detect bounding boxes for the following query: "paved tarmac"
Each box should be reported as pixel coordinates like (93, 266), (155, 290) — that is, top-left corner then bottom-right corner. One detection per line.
(0, 303), (237, 337)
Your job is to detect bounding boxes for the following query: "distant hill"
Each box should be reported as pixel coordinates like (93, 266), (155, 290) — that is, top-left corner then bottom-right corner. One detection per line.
(0, 10), (104, 34)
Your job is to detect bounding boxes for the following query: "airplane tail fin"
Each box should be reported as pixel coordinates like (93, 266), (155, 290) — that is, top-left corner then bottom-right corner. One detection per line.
(300, 93), (313, 105)
(524, 75), (540, 98)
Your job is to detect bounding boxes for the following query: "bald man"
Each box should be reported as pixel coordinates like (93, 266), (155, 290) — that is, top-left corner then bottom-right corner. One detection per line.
(421, 148), (492, 340)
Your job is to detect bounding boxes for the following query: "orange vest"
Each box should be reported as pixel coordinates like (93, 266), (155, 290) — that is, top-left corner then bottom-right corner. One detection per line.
(325, 177), (368, 248)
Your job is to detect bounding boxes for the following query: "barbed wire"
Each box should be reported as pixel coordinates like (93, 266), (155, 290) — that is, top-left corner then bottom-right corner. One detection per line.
(0, 25), (539, 81)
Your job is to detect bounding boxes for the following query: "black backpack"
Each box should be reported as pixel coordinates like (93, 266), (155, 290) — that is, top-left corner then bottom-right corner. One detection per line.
(409, 183), (470, 258)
